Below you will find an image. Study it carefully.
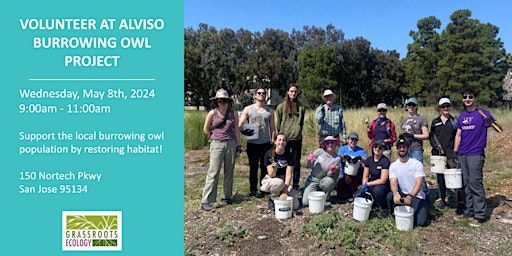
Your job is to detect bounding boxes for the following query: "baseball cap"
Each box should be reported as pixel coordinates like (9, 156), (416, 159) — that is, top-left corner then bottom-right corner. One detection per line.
(348, 132), (359, 140)
(376, 103), (387, 110)
(396, 138), (410, 147)
(438, 98), (451, 106)
(406, 97), (419, 105)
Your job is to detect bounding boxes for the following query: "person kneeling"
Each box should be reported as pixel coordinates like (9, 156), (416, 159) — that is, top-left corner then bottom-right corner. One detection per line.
(302, 136), (341, 207)
(386, 138), (429, 227)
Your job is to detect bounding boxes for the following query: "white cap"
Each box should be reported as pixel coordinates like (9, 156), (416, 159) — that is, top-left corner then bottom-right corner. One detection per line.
(376, 103), (387, 110)
(323, 89), (334, 97)
(438, 98), (451, 106)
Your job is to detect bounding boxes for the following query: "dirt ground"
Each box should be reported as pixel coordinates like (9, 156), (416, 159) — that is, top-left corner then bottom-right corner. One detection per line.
(184, 131), (512, 255)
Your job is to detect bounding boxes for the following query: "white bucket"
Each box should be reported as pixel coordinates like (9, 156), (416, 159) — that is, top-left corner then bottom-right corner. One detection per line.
(308, 191), (325, 213)
(344, 161), (361, 176)
(242, 123), (259, 140)
(353, 197), (373, 222)
(444, 169), (462, 189)
(430, 156), (447, 173)
(394, 206), (414, 231)
(274, 196), (293, 220)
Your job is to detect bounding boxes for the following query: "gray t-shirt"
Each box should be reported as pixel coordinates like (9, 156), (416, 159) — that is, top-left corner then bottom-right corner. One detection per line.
(306, 148), (341, 178)
(400, 114), (428, 151)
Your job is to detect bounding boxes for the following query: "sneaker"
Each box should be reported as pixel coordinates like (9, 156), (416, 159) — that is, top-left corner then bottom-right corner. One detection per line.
(267, 198), (275, 211)
(453, 214), (469, 221)
(436, 199), (446, 209)
(256, 191), (265, 198)
(455, 204), (464, 215)
(470, 219), (484, 227)
(222, 198), (233, 205)
(201, 203), (213, 211)
(249, 191), (257, 197)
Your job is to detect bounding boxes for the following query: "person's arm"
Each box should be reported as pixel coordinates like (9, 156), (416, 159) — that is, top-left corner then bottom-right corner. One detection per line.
(429, 119), (437, 148)
(362, 166), (369, 184)
(281, 165), (293, 198)
(269, 109), (276, 143)
(315, 104), (325, 124)
(404, 176), (423, 206)
(369, 168), (389, 186)
(415, 125), (430, 140)
(274, 105), (282, 133)
(238, 106), (250, 130)
(366, 120), (375, 139)
(453, 128), (462, 153)
(233, 110), (241, 146)
(388, 121), (397, 144)
(203, 110), (214, 135)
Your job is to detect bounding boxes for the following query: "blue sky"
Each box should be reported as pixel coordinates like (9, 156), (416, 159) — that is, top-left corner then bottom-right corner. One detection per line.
(185, 0), (511, 59)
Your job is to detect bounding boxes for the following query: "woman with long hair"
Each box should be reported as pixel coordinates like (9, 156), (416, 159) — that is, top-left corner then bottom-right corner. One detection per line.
(260, 133), (294, 211)
(274, 84), (305, 190)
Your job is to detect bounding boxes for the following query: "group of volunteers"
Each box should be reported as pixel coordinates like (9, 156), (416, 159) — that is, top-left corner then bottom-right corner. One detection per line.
(199, 85), (502, 228)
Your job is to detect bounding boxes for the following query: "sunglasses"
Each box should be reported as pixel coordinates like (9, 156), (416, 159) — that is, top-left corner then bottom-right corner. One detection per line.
(217, 99), (227, 104)
(373, 145), (384, 150)
(378, 109), (387, 112)
(440, 104), (451, 109)
(256, 91), (266, 95)
(463, 95), (474, 99)
(406, 104), (417, 107)
(325, 141), (337, 146)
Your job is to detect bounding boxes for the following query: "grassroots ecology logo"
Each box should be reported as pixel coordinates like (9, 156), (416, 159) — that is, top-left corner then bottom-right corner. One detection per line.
(62, 211), (122, 251)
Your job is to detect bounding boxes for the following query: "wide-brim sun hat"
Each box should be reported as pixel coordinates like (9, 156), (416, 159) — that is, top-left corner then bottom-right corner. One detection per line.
(321, 135), (340, 148)
(209, 89), (233, 101)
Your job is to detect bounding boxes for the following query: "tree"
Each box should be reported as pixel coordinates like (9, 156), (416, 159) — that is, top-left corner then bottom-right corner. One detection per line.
(437, 9), (508, 107)
(297, 45), (338, 108)
(402, 16), (442, 105)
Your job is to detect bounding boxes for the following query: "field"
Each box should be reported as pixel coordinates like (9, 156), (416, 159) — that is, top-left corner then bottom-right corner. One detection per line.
(184, 107), (512, 256)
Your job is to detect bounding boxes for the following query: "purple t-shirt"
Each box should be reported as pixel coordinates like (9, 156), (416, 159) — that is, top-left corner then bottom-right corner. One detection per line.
(456, 108), (492, 156)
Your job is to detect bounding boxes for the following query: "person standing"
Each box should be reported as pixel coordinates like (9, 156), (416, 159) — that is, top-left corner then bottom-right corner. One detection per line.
(366, 103), (397, 159)
(275, 84), (305, 190)
(336, 132), (367, 201)
(429, 98), (464, 213)
(362, 140), (391, 219)
(261, 133), (295, 211)
(453, 87), (503, 227)
(386, 138), (429, 227)
(201, 89), (241, 211)
(239, 87), (275, 197)
(400, 97), (430, 198)
(302, 136), (341, 206)
(315, 89), (347, 144)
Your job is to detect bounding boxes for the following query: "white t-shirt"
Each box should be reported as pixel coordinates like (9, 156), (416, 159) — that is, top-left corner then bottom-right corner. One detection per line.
(389, 157), (426, 199)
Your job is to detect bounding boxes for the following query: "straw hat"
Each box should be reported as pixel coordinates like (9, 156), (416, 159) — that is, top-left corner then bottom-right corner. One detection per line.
(209, 89), (233, 101)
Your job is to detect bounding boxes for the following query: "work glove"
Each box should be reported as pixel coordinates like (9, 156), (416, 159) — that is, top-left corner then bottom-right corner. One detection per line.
(235, 145), (242, 158)
(393, 192), (402, 205)
(307, 153), (316, 161)
(328, 164), (337, 175)
(453, 151), (459, 164)
(240, 129), (254, 136)
(484, 116), (496, 125)
(361, 183), (368, 193)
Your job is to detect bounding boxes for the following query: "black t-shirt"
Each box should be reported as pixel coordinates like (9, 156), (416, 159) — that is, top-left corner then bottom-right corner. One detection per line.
(364, 155), (391, 183)
(264, 151), (295, 176)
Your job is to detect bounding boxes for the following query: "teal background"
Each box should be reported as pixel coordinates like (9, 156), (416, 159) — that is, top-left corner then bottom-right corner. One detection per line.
(1, 1), (184, 255)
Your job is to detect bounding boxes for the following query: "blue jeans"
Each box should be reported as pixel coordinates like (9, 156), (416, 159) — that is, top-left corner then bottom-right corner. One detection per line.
(302, 175), (335, 206)
(410, 149), (429, 200)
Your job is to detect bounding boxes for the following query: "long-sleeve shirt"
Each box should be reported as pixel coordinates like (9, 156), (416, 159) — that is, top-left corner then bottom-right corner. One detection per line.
(429, 115), (456, 159)
(315, 104), (346, 139)
(275, 102), (305, 141)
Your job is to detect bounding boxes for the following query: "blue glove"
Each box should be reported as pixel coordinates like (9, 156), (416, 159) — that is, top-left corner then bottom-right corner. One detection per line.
(361, 183), (368, 192)
(339, 171), (344, 179)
